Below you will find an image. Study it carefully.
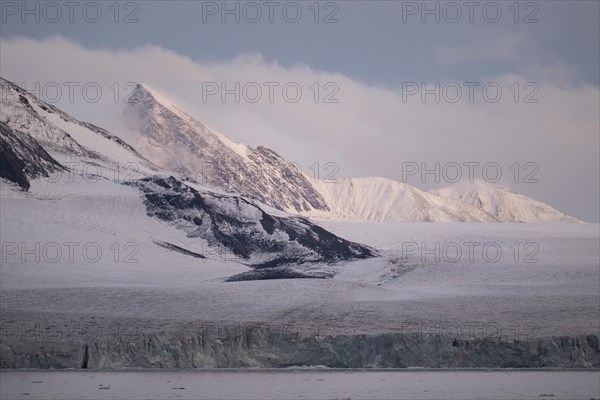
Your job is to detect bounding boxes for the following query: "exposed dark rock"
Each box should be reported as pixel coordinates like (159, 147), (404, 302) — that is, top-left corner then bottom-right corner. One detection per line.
(0, 121), (63, 190)
(126, 176), (376, 277)
(154, 240), (206, 259)
(225, 267), (331, 282)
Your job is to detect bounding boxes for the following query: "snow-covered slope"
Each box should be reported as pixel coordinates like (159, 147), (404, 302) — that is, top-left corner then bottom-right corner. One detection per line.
(0, 77), (375, 280)
(431, 180), (582, 223)
(122, 84), (329, 214)
(308, 177), (499, 222)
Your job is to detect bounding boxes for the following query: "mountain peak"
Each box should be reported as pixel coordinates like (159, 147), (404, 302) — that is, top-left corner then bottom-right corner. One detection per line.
(130, 82), (186, 116)
(121, 83), (331, 214)
(135, 82), (167, 101)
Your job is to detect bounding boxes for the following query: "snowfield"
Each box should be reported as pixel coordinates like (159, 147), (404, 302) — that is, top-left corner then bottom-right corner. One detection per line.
(2, 174), (598, 339)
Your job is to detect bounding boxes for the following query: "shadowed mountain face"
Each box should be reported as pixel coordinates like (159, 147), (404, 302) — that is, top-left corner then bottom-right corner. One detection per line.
(123, 84), (330, 214)
(0, 121), (63, 190)
(128, 176), (376, 279)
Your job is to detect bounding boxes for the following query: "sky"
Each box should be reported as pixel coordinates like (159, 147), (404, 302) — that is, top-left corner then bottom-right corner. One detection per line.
(1, 0), (599, 221)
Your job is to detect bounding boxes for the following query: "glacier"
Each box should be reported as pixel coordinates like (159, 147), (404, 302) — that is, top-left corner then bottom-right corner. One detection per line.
(0, 76), (597, 370)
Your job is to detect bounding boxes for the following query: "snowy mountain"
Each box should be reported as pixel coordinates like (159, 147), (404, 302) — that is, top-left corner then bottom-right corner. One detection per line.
(0, 77), (375, 280)
(122, 83), (329, 214)
(308, 177), (499, 222)
(1, 77), (580, 225)
(431, 180), (582, 223)
(118, 84), (580, 223)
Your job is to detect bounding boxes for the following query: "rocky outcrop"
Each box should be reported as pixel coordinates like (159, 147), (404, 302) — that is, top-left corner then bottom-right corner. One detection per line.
(0, 121), (63, 190)
(127, 176), (376, 278)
